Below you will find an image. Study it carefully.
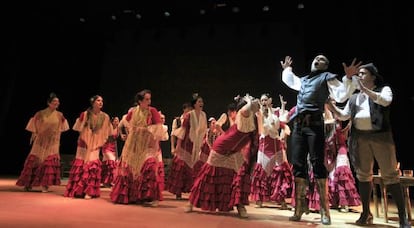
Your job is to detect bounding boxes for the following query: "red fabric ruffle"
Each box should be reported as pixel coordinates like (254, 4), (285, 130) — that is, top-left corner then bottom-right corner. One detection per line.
(189, 162), (251, 212)
(270, 162), (294, 202)
(165, 156), (194, 195)
(101, 160), (117, 185)
(136, 157), (163, 201)
(64, 159), (102, 198)
(332, 166), (361, 207)
(16, 154), (61, 188)
(229, 162), (251, 206)
(111, 157), (164, 204)
(250, 164), (271, 202)
(110, 163), (139, 204)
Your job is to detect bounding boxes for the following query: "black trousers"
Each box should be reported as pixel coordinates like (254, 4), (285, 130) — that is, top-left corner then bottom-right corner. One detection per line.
(290, 117), (327, 179)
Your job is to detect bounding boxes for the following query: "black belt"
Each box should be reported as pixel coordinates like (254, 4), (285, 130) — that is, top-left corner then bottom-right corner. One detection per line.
(294, 113), (323, 127)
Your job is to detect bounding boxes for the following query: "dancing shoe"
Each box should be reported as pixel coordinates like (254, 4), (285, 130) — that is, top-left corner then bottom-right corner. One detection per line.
(339, 205), (349, 213)
(237, 205), (248, 218)
(255, 201), (263, 208)
(84, 194), (92, 200)
(355, 212), (373, 225)
(184, 203), (193, 213)
(41, 186), (49, 193)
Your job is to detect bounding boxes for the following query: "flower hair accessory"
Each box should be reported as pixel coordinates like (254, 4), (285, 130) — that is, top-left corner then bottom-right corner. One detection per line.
(192, 93), (199, 100)
(234, 95), (241, 101)
(243, 93), (254, 103)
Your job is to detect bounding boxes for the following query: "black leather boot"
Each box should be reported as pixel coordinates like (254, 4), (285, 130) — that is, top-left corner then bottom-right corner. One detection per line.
(388, 183), (411, 228)
(289, 177), (310, 221)
(356, 181), (374, 225)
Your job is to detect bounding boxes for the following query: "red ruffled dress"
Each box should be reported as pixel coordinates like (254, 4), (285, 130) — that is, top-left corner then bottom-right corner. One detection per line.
(64, 110), (112, 198)
(165, 110), (207, 197)
(110, 106), (165, 204)
(329, 122), (361, 208)
(16, 109), (69, 189)
(188, 111), (257, 212)
(269, 139), (294, 204)
(251, 108), (293, 206)
(251, 135), (293, 204)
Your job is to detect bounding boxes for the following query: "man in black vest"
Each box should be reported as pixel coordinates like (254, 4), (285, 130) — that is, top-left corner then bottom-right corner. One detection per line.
(328, 63), (410, 228)
(280, 55), (361, 225)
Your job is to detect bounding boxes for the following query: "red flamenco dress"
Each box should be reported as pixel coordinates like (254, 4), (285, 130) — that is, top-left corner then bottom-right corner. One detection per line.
(64, 110), (112, 199)
(188, 111), (257, 217)
(16, 109), (69, 191)
(329, 122), (361, 209)
(110, 106), (165, 205)
(165, 110), (207, 199)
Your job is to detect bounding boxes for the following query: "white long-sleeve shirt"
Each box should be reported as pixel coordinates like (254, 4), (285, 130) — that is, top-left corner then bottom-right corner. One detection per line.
(282, 67), (359, 103)
(335, 86), (393, 130)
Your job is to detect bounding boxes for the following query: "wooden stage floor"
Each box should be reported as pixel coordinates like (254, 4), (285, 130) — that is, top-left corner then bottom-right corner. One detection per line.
(0, 176), (409, 228)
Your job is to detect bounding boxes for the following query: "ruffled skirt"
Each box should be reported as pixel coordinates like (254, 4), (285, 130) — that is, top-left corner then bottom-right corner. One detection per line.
(189, 162), (251, 212)
(165, 156), (195, 195)
(16, 154), (61, 188)
(330, 166), (361, 207)
(64, 158), (102, 198)
(101, 160), (117, 186)
(110, 157), (164, 204)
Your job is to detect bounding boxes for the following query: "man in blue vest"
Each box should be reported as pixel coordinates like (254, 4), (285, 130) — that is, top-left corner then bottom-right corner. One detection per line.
(280, 55), (361, 225)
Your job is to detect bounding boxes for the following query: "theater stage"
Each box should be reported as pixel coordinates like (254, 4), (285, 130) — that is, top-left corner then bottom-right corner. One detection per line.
(0, 176), (407, 228)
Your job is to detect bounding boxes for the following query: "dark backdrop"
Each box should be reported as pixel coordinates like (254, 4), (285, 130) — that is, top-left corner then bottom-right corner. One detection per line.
(1, 1), (412, 175)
